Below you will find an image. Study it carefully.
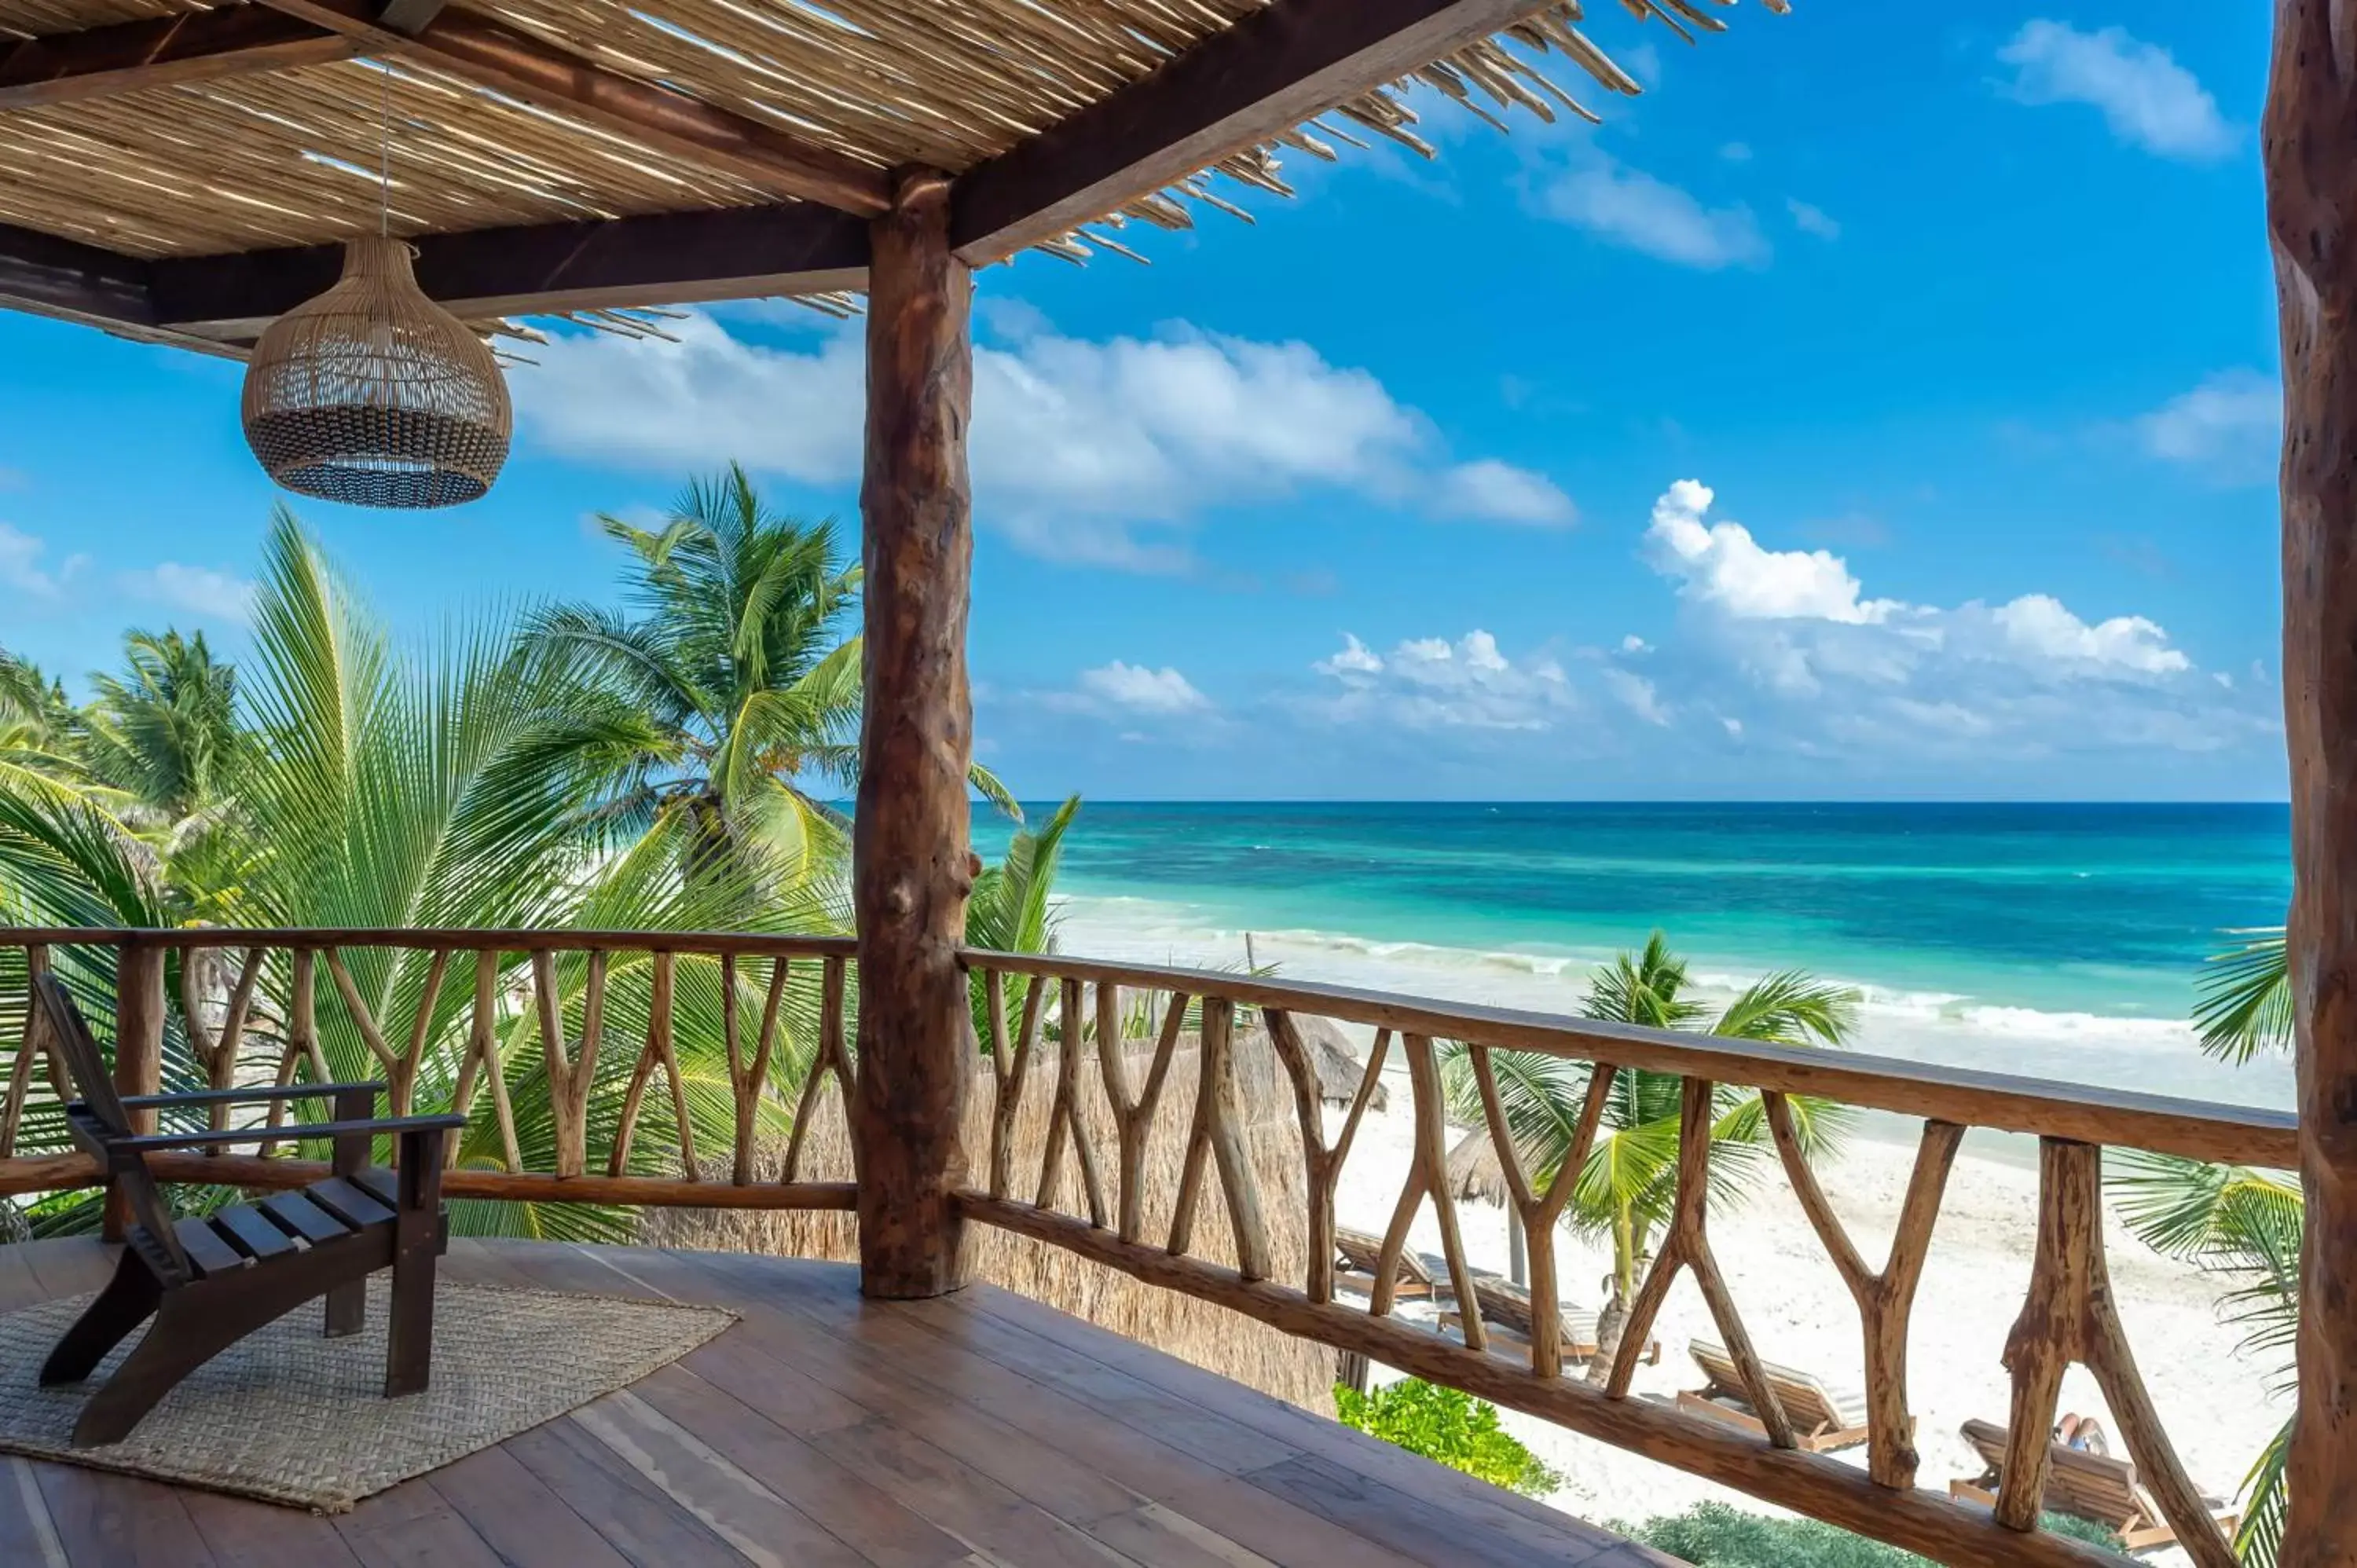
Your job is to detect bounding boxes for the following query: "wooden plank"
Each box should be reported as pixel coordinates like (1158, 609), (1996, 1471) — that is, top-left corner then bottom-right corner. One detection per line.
(951, 0), (1555, 262)
(258, 1190), (350, 1245)
(304, 1176), (394, 1230)
(333, 1479), (504, 1568)
(852, 164), (977, 1298)
(569, 1390), (872, 1567)
(423, 1445), (632, 1568)
(960, 1196), (2122, 1568)
(501, 1416), (754, 1568)
(254, 0), (885, 213)
(20, 1236), (119, 1297)
(1244, 1453), (1605, 1568)
(0, 7), (348, 110)
(181, 1487), (367, 1568)
(35, 1464), (217, 1568)
(210, 1205), (298, 1262)
(655, 1250), (1435, 1568)
(170, 1216), (251, 1277)
(630, 1365), (975, 1568)
(0, 1458), (68, 1568)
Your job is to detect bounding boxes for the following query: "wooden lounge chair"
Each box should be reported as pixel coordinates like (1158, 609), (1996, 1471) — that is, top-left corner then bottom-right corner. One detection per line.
(33, 973), (464, 1445)
(1333, 1226), (1435, 1300)
(1438, 1273), (1662, 1365)
(1675, 1338), (1875, 1453)
(1948, 1416), (2240, 1552)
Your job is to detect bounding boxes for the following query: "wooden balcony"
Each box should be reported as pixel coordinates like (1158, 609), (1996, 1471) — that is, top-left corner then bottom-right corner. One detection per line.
(0, 1233), (1668, 1568)
(0, 929), (2308, 1566)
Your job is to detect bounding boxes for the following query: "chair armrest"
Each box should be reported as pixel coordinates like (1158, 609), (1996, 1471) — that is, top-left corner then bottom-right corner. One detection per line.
(119, 1082), (387, 1112)
(113, 1114), (467, 1152)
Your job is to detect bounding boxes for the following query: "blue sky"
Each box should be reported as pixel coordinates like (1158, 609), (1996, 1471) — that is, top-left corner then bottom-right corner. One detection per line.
(0, 3), (2284, 800)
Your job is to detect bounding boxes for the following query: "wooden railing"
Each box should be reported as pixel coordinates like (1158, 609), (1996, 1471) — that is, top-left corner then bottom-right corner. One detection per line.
(954, 950), (2295, 1568)
(0, 929), (2299, 1568)
(0, 929), (861, 1214)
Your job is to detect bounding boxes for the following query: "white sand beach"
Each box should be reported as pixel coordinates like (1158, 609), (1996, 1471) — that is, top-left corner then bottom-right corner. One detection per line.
(1332, 1090), (2284, 1563)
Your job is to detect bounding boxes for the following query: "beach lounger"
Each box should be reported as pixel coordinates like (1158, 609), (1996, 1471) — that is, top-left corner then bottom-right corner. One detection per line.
(1333, 1227), (1435, 1300)
(1674, 1338), (1875, 1453)
(1438, 1272), (1661, 1365)
(1948, 1417), (2240, 1552)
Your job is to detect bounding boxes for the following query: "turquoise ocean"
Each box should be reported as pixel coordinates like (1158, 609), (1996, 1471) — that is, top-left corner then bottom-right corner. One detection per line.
(973, 802), (2295, 1112)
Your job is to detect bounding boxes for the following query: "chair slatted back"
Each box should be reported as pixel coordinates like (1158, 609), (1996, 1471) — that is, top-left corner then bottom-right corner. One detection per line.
(1959, 1417), (2143, 1529)
(1472, 1275), (1538, 1337)
(1692, 1339), (1859, 1432)
(32, 973), (189, 1278)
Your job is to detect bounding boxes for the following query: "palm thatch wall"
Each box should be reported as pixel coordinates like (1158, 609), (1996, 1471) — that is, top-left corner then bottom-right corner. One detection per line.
(653, 1021), (1336, 1416)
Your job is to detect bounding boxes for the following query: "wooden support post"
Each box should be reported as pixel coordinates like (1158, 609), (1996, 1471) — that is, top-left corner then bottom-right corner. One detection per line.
(2268, 4), (2357, 1557)
(104, 943), (165, 1241)
(852, 163), (977, 1299)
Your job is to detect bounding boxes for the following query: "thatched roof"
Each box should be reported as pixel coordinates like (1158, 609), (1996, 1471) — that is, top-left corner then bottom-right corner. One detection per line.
(1238, 1010), (1387, 1112)
(1446, 1124), (1510, 1206)
(0, 0), (1787, 352)
(651, 1025), (1342, 1413)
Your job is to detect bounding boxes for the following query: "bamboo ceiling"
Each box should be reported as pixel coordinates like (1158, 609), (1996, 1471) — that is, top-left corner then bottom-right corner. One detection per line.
(0, 0), (1783, 345)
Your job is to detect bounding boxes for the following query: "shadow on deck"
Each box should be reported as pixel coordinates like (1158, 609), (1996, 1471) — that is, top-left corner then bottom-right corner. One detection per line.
(0, 1236), (1666, 1567)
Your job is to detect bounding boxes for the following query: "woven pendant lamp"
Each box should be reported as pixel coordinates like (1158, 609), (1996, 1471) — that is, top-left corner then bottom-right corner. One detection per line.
(240, 235), (511, 508)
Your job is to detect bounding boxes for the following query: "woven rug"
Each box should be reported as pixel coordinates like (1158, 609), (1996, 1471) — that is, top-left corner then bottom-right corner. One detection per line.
(0, 1279), (737, 1511)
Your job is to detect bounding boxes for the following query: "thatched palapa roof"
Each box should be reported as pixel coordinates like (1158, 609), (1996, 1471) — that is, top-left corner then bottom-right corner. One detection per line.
(0, 0), (1786, 354)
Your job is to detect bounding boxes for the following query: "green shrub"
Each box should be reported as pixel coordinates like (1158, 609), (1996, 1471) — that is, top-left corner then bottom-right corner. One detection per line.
(1332, 1379), (1563, 1498)
(1616, 1502), (2127, 1566)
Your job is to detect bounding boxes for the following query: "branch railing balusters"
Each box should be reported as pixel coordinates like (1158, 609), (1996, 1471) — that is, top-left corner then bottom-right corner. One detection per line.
(0, 934), (2299, 1568)
(1765, 1093), (1959, 1488)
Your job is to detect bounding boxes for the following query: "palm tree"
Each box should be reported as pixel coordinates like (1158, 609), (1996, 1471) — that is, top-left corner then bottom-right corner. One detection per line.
(967, 793), (1080, 1047)
(0, 645), (106, 809)
(518, 465), (1014, 902)
(2113, 1150), (2298, 1563)
(2193, 927), (2289, 1064)
(1442, 932), (1857, 1382)
(80, 629), (247, 918)
(2106, 924), (2297, 1563)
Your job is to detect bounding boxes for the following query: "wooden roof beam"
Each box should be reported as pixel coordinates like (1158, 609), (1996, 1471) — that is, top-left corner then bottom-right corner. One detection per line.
(151, 200), (869, 334)
(254, 0), (890, 215)
(950, 0), (1554, 263)
(0, 5), (354, 110)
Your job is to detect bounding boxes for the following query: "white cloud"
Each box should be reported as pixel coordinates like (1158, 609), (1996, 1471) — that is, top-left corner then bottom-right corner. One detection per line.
(1626, 481), (2259, 759)
(2138, 368), (2277, 482)
(1992, 594), (2189, 674)
(1534, 152), (1769, 269)
(1786, 199), (1841, 240)
(1604, 668), (1672, 726)
(119, 562), (256, 623)
(1306, 630), (1574, 731)
(1437, 460), (1576, 527)
(1646, 480), (1897, 624)
(1998, 21), (2234, 162)
(1314, 634), (1385, 676)
(1621, 634), (1651, 654)
(1075, 661), (1211, 714)
(515, 314), (1570, 570)
(0, 524), (62, 598)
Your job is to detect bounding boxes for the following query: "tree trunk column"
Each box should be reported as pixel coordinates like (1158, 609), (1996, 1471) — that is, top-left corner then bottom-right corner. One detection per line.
(104, 943), (165, 1242)
(2267, 4), (2357, 1558)
(852, 164), (977, 1299)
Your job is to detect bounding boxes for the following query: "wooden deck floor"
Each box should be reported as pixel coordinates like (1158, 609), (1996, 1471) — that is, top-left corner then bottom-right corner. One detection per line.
(0, 1236), (1666, 1568)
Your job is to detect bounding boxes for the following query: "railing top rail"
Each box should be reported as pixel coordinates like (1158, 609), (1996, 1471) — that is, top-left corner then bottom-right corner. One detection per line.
(0, 928), (860, 958)
(962, 947), (2299, 1171)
